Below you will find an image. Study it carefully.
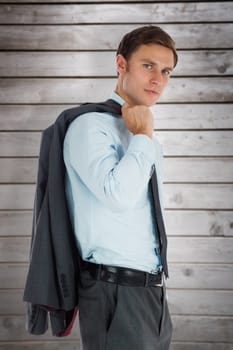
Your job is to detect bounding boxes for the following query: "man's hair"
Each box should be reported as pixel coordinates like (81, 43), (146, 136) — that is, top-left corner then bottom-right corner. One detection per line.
(116, 25), (178, 68)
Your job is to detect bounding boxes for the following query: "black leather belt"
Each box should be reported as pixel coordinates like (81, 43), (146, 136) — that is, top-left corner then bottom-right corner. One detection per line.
(81, 260), (163, 287)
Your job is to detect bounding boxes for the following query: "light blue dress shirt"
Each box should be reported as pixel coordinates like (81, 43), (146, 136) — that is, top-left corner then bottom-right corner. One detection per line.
(63, 92), (164, 273)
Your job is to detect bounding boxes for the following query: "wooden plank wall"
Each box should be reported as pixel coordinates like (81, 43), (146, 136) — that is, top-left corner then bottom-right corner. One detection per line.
(0, 0), (233, 349)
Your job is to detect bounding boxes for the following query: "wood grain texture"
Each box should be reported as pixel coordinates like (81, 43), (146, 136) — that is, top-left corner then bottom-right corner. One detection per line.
(0, 343), (81, 350)
(1, 131), (232, 157)
(1, 3), (232, 24)
(0, 211), (32, 236)
(0, 51), (232, 77)
(164, 183), (233, 209)
(0, 264), (28, 289)
(1, 210), (233, 237)
(167, 264), (233, 290)
(0, 185), (35, 210)
(1, 183), (233, 210)
(168, 237), (233, 263)
(156, 130), (233, 156)
(1, 104), (232, 130)
(0, 1), (232, 348)
(0, 314), (233, 342)
(0, 24), (232, 50)
(172, 315), (233, 342)
(163, 157), (233, 183)
(1, 263), (233, 290)
(1, 236), (233, 263)
(0, 0), (198, 2)
(169, 289), (233, 316)
(0, 158), (37, 183)
(0, 132), (41, 157)
(171, 344), (233, 350)
(1, 157), (233, 183)
(0, 78), (232, 104)
(0, 342), (232, 350)
(1, 289), (233, 316)
(165, 210), (233, 237)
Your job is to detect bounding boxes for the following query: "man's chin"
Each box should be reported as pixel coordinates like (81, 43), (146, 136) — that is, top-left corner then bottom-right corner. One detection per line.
(144, 95), (160, 106)
(129, 95), (159, 107)
(145, 98), (159, 107)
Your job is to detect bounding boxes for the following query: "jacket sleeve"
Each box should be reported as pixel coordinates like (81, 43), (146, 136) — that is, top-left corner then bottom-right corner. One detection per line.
(25, 303), (78, 337)
(25, 303), (48, 335)
(23, 120), (79, 337)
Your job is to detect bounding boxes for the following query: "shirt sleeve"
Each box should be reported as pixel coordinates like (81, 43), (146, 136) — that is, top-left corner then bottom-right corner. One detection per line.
(64, 113), (160, 211)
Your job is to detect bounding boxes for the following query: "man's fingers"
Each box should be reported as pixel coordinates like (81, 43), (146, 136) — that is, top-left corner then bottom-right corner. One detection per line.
(122, 102), (130, 113)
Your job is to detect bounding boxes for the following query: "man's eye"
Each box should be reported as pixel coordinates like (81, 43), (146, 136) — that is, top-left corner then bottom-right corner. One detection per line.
(143, 64), (153, 70)
(163, 69), (171, 76)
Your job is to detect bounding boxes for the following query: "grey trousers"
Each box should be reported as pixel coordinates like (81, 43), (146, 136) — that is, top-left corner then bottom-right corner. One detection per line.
(78, 269), (173, 350)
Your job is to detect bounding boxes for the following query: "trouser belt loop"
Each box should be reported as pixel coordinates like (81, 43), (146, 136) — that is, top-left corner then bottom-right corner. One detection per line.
(144, 272), (149, 287)
(96, 264), (102, 280)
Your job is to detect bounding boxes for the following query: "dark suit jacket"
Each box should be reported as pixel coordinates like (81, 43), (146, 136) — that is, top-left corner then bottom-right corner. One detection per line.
(23, 99), (122, 336)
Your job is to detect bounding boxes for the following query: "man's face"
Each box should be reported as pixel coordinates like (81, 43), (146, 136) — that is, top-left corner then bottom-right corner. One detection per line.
(116, 43), (174, 107)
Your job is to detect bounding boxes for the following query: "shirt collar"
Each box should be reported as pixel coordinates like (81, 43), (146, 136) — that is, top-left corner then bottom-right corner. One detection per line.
(110, 91), (125, 107)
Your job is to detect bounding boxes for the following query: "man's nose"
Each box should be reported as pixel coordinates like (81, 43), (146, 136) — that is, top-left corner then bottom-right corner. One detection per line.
(151, 71), (162, 86)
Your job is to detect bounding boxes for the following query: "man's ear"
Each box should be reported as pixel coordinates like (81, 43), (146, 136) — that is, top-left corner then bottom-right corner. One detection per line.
(116, 54), (127, 75)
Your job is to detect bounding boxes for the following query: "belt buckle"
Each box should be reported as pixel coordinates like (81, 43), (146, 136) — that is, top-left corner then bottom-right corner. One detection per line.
(145, 271), (164, 287)
(155, 273), (164, 287)
(152, 271), (164, 287)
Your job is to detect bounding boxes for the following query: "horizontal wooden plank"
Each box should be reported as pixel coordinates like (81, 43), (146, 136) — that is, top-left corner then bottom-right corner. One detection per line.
(164, 157), (233, 183)
(169, 237), (233, 263)
(0, 342), (232, 350)
(0, 132), (41, 157)
(1, 263), (232, 290)
(172, 315), (233, 342)
(167, 263), (233, 290)
(0, 78), (232, 104)
(165, 210), (233, 237)
(1, 157), (233, 184)
(0, 237), (31, 262)
(171, 343), (233, 350)
(1, 130), (232, 157)
(0, 290), (24, 314)
(157, 130), (233, 156)
(0, 211), (32, 236)
(0, 315), (233, 342)
(1, 104), (232, 130)
(176, 50), (233, 76)
(0, 51), (232, 77)
(0, 158), (37, 183)
(0, 264), (28, 289)
(1, 210), (233, 237)
(1, 183), (233, 210)
(0, 0), (196, 2)
(1, 236), (233, 263)
(169, 290), (233, 316)
(0, 342), (81, 350)
(0, 185), (35, 210)
(164, 183), (233, 210)
(1, 3), (232, 24)
(0, 211), (33, 236)
(0, 24), (232, 50)
(1, 289), (233, 316)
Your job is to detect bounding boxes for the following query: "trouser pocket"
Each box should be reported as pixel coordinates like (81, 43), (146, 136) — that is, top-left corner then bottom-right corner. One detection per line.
(159, 284), (173, 342)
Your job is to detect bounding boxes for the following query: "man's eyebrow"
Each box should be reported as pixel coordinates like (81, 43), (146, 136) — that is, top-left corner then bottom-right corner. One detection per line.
(140, 58), (173, 71)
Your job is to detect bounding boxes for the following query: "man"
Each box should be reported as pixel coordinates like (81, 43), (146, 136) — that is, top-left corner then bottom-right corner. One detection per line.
(63, 25), (178, 350)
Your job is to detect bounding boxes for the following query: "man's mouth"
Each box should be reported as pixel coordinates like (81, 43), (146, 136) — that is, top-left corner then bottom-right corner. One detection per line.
(144, 89), (160, 96)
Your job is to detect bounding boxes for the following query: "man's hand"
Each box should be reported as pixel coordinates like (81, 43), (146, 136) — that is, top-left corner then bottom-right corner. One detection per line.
(121, 103), (154, 138)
